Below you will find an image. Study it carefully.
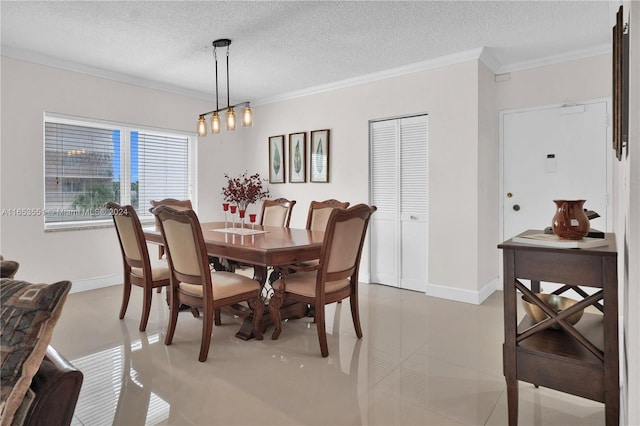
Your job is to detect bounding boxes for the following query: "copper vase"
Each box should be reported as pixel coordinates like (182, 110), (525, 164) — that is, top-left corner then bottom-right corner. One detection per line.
(552, 200), (590, 240)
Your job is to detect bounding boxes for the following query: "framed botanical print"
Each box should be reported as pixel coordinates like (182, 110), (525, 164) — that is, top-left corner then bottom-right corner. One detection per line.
(310, 129), (330, 183)
(268, 135), (285, 183)
(289, 132), (306, 183)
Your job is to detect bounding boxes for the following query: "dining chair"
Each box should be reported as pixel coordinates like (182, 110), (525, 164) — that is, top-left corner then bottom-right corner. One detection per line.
(107, 202), (171, 332)
(259, 198), (296, 227)
(273, 199), (351, 281)
(149, 198), (193, 259)
(269, 203), (377, 357)
(151, 205), (264, 362)
(306, 199), (350, 231)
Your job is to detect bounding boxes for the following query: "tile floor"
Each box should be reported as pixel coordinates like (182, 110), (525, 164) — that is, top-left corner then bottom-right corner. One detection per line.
(50, 281), (606, 425)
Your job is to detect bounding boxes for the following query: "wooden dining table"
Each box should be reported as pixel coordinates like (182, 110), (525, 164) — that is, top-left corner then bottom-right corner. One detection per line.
(143, 221), (324, 339)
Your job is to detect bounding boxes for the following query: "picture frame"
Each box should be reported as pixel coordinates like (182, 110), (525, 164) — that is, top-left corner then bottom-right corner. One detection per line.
(310, 129), (330, 183)
(612, 5), (629, 161)
(268, 135), (285, 183)
(288, 132), (307, 183)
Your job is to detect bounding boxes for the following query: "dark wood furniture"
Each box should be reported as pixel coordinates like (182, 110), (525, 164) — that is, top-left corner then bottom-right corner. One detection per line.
(143, 221), (324, 339)
(149, 198), (193, 259)
(152, 206), (264, 362)
(259, 198), (296, 227)
(270, 204), (376, 357)
(107, 202), (171, 331)
(305, 199), (350, 231)
(498, 230), (619, 425)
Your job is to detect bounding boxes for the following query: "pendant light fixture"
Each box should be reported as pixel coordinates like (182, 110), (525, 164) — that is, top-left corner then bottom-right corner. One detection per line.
(197, 39), (252, 136)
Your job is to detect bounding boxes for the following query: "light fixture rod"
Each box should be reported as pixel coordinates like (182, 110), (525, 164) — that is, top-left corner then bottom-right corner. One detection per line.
(214, 44), (219, 111)
(226, 44), (230, 108)
(200, 101), (250, 118)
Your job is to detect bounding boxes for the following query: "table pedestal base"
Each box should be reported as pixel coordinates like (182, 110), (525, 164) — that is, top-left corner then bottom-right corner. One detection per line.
(235, 301), (308, 341)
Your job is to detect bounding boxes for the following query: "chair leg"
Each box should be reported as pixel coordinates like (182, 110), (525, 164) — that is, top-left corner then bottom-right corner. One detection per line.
(119, 278), (132, 320)
(315, 304), (329, 357)
(249, 297), (264, 340)
(350, 295), (363, 338)
(199, 307), (214, 362)
(164, 290), (179, 346)
(214, 308), (221, 326)
(139, 285), (153, 331)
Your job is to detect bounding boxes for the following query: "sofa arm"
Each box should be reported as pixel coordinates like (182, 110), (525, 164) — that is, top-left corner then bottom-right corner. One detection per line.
(24, 346), (83, 426)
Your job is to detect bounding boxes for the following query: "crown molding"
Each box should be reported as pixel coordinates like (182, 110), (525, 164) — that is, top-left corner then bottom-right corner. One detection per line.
(253, 48), (486, 106)
(3, 43), (611, 107)
(493, 43), (611, 74)
(0, 45), (211, 101)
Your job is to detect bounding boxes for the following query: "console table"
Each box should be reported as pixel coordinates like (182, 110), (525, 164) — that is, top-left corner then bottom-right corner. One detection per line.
(498, 230), (618, 425)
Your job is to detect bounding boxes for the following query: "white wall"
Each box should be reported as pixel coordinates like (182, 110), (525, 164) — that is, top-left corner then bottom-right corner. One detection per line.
(620, 2), (639, 424)
(477, 61), (499, 299)
(0, 57), (242, 290)
(229, 61), (483, 301)
(2, 52), (617, 305)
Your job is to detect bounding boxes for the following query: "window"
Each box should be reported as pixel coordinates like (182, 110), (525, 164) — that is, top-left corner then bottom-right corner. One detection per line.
(44, 113), (194, 230)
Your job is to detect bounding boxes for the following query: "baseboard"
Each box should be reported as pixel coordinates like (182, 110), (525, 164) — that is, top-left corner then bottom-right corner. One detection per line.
(70, 274), (120, 294)
(425, 278), (499, 305)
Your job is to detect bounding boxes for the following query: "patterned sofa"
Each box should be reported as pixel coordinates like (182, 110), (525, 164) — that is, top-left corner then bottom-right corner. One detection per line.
(0, 262), (82, 426)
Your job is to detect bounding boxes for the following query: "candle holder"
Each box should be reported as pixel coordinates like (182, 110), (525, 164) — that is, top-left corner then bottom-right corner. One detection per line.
(223, 203), (229, 229)
(239, 209), (246, 229)
(249, 213), (257, 230)
(230, 205), (237, 228)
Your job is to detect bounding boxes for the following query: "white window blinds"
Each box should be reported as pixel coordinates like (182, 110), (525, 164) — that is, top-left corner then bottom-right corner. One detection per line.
(44, 114), (193, 229)
(135, 131), (189, 219)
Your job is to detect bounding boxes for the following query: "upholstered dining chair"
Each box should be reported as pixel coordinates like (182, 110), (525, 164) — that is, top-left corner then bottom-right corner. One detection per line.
(149, 198), (193, 259)
(273, 199), (351, 280)
(269, 204), (376, 357)
(151, 205), (264, 362)
(107, 202), (171, 332)
(259, 198), (296, 227)
(306, 199), (350, 231)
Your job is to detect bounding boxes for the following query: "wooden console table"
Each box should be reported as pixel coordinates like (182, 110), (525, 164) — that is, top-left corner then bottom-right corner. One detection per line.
(498, 230), (618, 425)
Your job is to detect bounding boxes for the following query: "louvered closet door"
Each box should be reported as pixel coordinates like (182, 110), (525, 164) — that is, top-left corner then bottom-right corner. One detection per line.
(370, 115), (428, 292)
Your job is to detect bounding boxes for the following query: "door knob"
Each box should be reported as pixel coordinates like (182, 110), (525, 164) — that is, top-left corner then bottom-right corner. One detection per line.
(513, 204), (520, 212)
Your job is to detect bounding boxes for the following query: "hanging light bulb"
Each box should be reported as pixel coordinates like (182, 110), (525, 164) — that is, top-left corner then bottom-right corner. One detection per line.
(226, 107), (236, 130)
(211, 111), (221, 134)
(242, 106), (253, 127)
(197, 115), (207, 136)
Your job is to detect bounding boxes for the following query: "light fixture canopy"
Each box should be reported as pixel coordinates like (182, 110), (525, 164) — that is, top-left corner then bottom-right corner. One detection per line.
(197, 38), (252, 136)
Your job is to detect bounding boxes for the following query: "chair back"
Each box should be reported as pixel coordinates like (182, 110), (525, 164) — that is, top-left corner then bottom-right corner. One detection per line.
(107, 202), (150, 271)
(149, 198), (192, 210)
(260, 198), (296, 227)
(149, 199), (193, 257)
(151, 206), (212, 299)
(306, 199), (350, 231)
(318, 204), (376, 286)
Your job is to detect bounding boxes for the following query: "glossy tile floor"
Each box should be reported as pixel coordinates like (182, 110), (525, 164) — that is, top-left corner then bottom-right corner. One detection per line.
(51, 281), (606, 425)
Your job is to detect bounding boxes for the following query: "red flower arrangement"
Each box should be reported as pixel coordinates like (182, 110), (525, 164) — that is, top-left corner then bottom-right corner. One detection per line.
(222, 172), (269, 210)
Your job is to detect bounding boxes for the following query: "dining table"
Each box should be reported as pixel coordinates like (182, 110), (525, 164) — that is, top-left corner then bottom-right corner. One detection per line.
(143, 221), (324, 339)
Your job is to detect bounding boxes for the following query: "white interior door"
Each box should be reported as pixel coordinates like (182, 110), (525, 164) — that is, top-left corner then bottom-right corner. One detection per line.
(370, 115), (428, 292)
(502, 100), (611, 241)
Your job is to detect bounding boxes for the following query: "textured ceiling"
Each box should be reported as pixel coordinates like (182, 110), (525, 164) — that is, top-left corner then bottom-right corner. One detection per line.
(1, 1), (613, 105)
